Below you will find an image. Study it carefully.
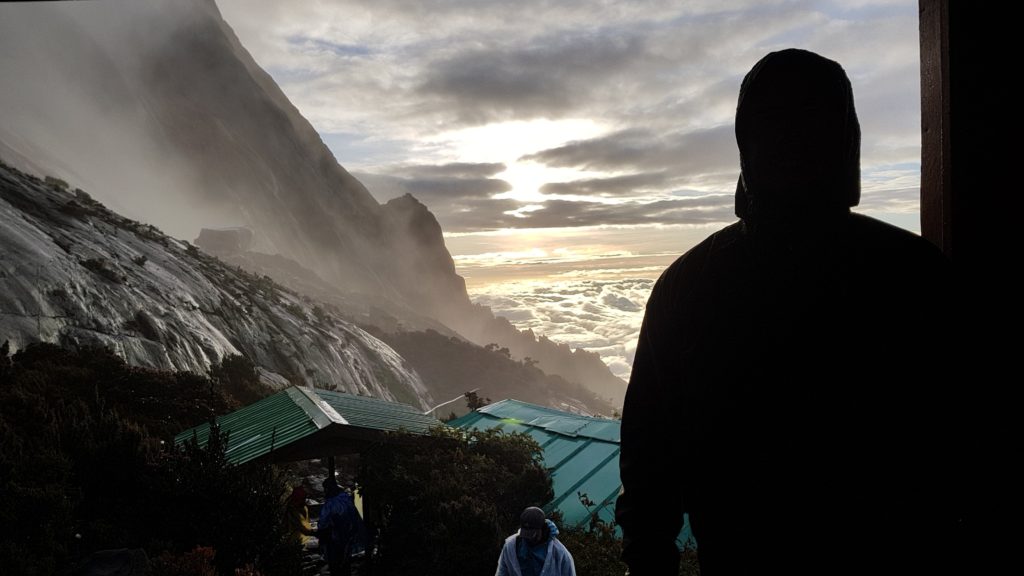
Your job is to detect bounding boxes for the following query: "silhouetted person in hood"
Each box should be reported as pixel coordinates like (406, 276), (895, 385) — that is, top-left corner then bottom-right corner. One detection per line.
(616, 49), (955, 575)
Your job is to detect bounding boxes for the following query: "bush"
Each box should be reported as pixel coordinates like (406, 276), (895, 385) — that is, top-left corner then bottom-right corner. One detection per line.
(358, 427), (553, 576)
(164, 424), (299, 576)
(151, 546), (217, 576)
(0, 342), (296, 575)
(556, 492), (701, 576)
(45, 175), (69, 189)
(209, 354), (267, 406)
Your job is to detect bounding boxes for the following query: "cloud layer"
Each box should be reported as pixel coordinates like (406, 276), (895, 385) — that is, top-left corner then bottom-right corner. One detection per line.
(474, 277), (656, 379)
(219, 0), (923, 236)
(216, 0), (924, 376)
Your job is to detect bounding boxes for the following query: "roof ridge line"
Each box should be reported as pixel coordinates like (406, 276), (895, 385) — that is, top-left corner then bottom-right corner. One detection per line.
(485, 398), (610, 423)
(293, 386), (348, 427)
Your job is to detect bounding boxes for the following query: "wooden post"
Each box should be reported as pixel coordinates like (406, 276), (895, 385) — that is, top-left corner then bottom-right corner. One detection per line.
(919, 0), (952, 257)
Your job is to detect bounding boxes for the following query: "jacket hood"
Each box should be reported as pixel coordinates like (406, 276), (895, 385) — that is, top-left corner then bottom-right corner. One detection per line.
(734, 48), (860, 223)
(545, 518), (559, 538)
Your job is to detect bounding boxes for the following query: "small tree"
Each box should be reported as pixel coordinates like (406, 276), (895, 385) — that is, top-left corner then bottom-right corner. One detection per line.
(164, 423), (300, 576)
(359, 427), (552, 575)
(209, 354), (266, 406)
(464, 390), (490, 410)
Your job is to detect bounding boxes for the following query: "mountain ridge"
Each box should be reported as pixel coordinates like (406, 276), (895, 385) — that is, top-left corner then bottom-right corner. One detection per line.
(0, 162), (432, 408)
(0, 0), (626, 404)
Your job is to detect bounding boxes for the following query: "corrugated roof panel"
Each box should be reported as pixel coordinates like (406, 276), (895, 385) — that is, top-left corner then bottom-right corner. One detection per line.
(596, 502), (616, 524)
(493, 421), (540, 437)
(453, 399), (694, 549)
(457, 416), (495, 433)
(549, 442), (619, 509)
(540, 436), (589, 469)
(575, 419), (621, 442)
(523, 427), (558, 447)
(448, 411), (484, 429)
(175, 387), (321, 465)
(449, 413), (551, 447)
(316, 389), (439, 435)
(543, 418), (589, 437)
(558, 453), (621, 515)
(585, 454), (622, 506)
(175, 387), (440, 465)
(479, 399), (620, 442)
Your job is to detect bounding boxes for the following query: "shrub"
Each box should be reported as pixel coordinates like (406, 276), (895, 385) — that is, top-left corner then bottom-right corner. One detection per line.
(209, 354), (267, 406)
(283, 302), (305, 319)
(164, 423), (299, 576)
(45, 175), (69, 189)
(81, 257), (125, 284)
(358, 427), (553, 576)
(556, 492), (701, 576)
(151, 546), (217, 576)
(0, 343), (297, 575)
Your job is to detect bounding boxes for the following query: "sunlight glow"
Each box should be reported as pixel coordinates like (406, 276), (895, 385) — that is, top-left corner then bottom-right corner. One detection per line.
(428, 118), (610, 200)
(433, 118), (606, 162)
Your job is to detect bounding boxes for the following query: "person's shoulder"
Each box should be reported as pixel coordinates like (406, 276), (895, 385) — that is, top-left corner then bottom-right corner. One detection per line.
(550, 538), (576, 573)
(653, 221), (743, 301)
(847, 213), (946, 266)
(551, 536), (573, 557)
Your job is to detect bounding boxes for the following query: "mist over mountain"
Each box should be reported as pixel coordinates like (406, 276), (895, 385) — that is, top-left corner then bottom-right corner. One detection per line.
(0, 0), (461, 319)
(0, 0), (626, 404)
(0, 162), (431, 407)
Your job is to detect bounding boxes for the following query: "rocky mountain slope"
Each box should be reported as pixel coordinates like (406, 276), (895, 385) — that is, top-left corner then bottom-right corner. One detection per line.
(0, 162), (432, 408)
(0, 0), (464, 320)
(0, 0), (626, 403)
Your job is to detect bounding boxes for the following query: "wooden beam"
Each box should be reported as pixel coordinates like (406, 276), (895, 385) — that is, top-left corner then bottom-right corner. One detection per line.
(919, 0), (952, 256)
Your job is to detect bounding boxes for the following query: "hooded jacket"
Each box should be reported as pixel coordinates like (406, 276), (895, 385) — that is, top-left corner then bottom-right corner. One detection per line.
(495, 519), (576, 576)
(615, 49), (955, 576)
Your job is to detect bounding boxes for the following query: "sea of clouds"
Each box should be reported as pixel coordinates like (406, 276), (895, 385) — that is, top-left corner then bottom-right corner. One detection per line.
(472, 276), (656, 380)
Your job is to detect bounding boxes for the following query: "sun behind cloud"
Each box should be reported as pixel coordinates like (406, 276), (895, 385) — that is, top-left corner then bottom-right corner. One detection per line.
(427, 118), (610, 201)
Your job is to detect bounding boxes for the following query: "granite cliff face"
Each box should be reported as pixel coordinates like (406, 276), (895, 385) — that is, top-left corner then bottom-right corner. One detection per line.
(0, 163), (432, 408)
(0, 0), (466, 321)
(0, 0), (627, 404)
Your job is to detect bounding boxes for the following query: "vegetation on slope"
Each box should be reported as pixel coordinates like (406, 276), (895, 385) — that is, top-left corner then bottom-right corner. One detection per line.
(358, 427), (553, 575)
(0, 342), (297, 575)
(368, 327), (618, 417)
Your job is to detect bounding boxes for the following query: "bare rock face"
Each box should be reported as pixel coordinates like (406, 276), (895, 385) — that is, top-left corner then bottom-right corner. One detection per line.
(0, 0), (471, 323)
(0, 162), (433, 409)
(0, 0), (627, 404)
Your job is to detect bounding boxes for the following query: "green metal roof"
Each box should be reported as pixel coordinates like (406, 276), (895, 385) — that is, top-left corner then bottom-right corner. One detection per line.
(314, 388), (438, 435)
(175, 387), (440, 465)
(450, 399), (694, 549)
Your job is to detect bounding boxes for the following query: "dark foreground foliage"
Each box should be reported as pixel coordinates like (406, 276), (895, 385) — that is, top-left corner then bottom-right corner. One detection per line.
(0, 342), (298, 575)
(358, 427), (554, 576)
(556, 504), (701, 576)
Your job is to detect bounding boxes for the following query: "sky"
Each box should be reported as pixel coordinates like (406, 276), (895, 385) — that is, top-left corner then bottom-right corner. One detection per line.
(216, 0), (922, 378)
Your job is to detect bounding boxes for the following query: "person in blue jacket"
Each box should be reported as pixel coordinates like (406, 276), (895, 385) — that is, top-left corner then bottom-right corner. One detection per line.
(496, 507), (575, 576)
(318, 476), (363, 576)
